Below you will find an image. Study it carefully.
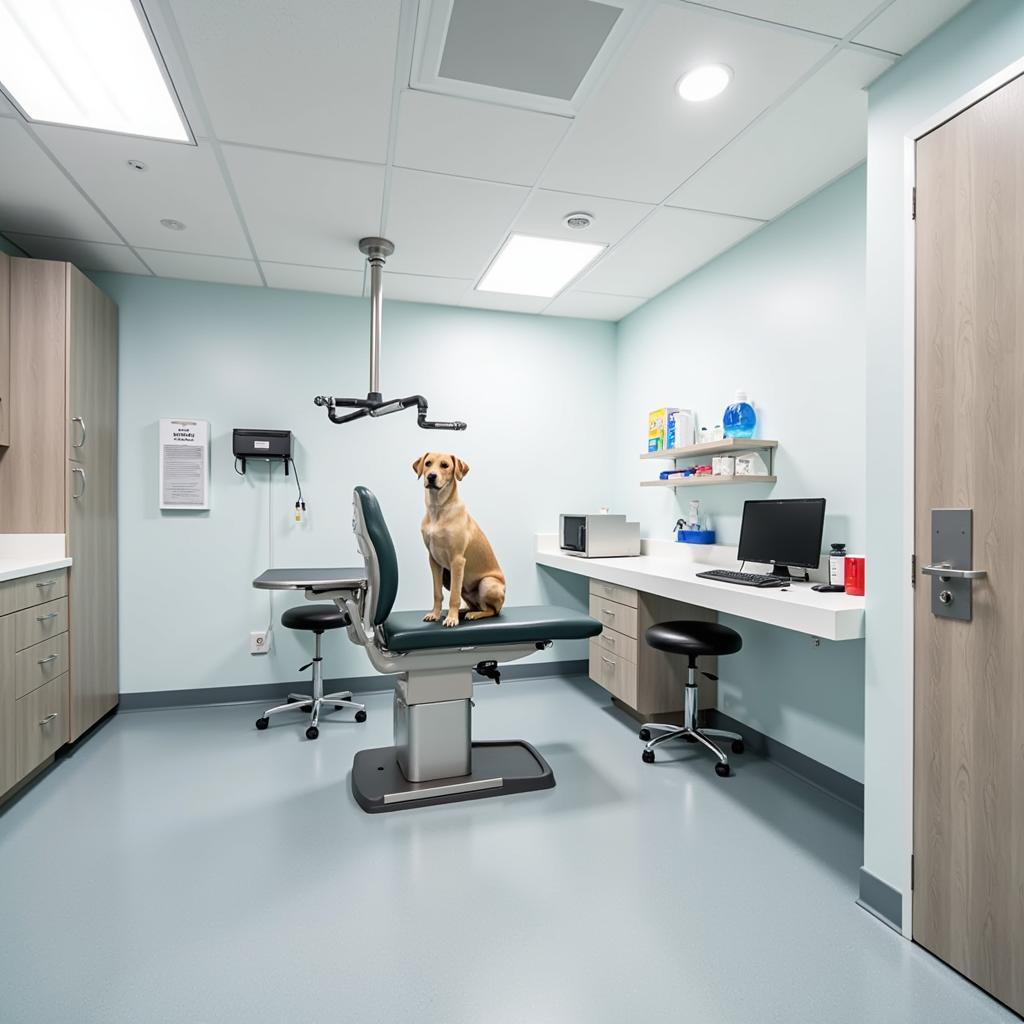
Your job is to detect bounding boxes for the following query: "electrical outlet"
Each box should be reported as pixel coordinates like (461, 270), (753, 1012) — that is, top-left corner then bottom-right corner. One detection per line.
(250, 629), (271, 655)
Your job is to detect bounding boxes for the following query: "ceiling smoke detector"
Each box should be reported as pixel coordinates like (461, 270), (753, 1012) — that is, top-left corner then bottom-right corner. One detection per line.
(563, 211), (594, 230)
(126, 159), (146, 172)
(160, 218), (186, 231)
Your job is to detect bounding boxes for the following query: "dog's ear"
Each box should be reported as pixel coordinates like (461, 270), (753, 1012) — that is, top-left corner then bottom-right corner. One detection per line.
(453, 456), (469, 481)
(412, 453), (429, 478)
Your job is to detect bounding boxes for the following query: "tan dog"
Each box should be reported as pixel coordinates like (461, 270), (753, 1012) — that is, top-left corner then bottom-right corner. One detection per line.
(413, 452), (506, 627)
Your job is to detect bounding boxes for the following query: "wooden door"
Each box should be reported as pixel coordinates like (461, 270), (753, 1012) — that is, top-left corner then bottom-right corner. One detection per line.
(914, 72), (1024, 1015)
(0, 251), (10, 447)
(66, 272), (118, 741)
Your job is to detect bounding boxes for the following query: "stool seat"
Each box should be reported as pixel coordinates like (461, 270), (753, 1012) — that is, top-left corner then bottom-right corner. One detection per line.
(645, 620), (743, 658)
(281, 603), (350, 633)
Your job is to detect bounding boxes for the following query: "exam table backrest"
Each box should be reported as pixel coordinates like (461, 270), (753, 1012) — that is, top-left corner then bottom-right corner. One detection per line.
(353, 486), (400, 626)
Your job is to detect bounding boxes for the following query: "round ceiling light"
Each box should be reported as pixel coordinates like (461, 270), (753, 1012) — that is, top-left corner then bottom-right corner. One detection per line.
(160, 218), (186, 231)
(563, 211), (594, 230)
(676, 64), (732, 102)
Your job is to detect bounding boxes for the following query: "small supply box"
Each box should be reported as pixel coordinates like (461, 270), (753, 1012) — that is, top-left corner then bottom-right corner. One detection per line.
(677, 529), (716, 544)
(668, 409), (695, 449)
(647, 407), (679, 453)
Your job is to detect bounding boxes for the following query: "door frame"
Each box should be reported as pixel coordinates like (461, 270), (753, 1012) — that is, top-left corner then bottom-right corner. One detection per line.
(901, 53), (1024, 939)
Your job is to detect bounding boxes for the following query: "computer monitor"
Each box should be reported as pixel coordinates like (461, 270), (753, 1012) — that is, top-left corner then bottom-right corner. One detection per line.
(737, 498), (826, 578)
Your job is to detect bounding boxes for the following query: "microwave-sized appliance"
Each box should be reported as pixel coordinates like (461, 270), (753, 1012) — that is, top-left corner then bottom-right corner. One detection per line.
(560, 514), (641, 558)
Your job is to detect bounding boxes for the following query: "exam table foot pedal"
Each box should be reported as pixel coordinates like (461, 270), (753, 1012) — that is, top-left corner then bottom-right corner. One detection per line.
(351, 740), (554, 813)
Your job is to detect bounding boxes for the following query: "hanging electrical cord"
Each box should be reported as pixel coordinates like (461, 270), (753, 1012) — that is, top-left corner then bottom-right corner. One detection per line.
(266, 460), (275, 635)
(314, 237), (467, 431)
(291, 456), (306, 523)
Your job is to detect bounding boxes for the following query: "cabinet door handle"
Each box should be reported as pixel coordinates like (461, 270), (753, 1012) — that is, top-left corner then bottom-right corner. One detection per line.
(36, 612), (59, 622)
(35, 579), (58, 588)
(37, 654), (59, 666)
(601, 608), (615, 619)
(72, 416), (87, 448)
(72, 466), (86, 499)
(39, 712), (59, 726)
(601, 656), (615, 667)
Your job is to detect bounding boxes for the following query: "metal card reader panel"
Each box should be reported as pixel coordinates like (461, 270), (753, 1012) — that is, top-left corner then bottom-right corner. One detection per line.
(929, 508), (974, 621)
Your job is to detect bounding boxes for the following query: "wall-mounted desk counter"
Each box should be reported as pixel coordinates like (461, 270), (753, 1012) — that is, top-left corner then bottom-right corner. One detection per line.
(535, 536), (865, 643)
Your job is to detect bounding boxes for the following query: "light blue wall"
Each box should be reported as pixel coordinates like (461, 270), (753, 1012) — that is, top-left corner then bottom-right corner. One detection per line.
(863, 0), (1024, 907)
(92, 273), (616, 695)
(614, 167), (868, 782)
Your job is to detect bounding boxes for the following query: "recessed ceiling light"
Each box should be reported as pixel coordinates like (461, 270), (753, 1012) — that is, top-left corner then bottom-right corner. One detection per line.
(563, 212), (594, 230)
(0, 0), (191, 141)
(676, 64), (732, 103)
(160, 218), (186, 231)
(477, 233), (606, 299)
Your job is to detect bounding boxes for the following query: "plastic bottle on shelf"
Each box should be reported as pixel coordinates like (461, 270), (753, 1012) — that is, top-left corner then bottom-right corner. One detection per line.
(723, 391), (756, 438)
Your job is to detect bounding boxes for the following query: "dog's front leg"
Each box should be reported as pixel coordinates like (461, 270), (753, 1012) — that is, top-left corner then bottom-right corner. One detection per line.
(423, 557), (444, 622)
(443, 556), (466, 627)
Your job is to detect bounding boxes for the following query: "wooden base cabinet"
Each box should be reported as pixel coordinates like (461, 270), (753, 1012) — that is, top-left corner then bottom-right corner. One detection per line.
(587, 580), (718, 717)
(0, 258), (118, 797)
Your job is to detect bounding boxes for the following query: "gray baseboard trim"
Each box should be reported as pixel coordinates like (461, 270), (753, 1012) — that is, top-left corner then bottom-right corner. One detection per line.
(706, 708), (864, 811)
(857, 866), (903, 932)
(119, 659), (588, 711)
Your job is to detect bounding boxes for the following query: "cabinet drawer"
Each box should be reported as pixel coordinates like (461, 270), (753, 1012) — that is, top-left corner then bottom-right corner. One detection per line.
(0, 569), (68, 615)
(16, 672), (68, 778)
(589, 580), (638, 609)
(16, 632), (69, 699)
(588, 595), (638, 639)
(589, 642), (637, 706)
(594, 625), (638, 664)
(14, 597), (68, 651)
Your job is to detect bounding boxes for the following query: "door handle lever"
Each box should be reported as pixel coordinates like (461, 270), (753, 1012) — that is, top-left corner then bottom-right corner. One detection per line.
(921, 562), (987, 580)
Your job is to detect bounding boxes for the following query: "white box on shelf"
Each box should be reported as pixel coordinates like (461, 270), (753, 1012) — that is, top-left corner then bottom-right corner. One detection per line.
(712, 456), (735, 476)
(734, 452), (768, 476)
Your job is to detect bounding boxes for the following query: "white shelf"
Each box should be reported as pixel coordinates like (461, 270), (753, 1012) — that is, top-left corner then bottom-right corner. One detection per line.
(640, 475), (777, 488)
(641, 438), (778, 461)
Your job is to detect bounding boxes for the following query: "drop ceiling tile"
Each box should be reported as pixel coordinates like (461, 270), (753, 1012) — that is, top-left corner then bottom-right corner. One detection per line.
(0, 120), (119, 242)
(166, 0), (400, 161)
(223, 146), (385, 269)
(33, 127), (250, 257)
(692, 1), (881, 38)
(544, 290), (646, 321)
(5, 234), (149, 274)
(138, 249), (262, 286)
(384, 168), (527, 277)
(542, 4), (833, 204)
(383, 274), (473, 306)
(668, 49), (890, 220)
(262, 262), (364, 296)
(0, 92), (15, 115)
(580, 206), (762, 297)
(854, 0), (971, 55)
(461, 291), (550, 314)
(512, 189), (653, 245)
(394, 90), (569, 186)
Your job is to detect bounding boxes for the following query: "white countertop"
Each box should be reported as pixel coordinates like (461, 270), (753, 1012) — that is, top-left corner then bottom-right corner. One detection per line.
(535, 535), (864, 642)
(0, 534), (72, 584)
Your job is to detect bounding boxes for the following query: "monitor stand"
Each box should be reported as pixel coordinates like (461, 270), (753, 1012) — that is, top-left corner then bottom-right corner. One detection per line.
(771, 564), (810, 582)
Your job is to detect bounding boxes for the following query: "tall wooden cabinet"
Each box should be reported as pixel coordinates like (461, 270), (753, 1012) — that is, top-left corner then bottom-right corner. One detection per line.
(0, 258), (118, 750)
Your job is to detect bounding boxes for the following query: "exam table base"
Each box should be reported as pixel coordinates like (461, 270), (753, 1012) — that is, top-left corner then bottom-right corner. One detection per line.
(351, 740), (554, 813)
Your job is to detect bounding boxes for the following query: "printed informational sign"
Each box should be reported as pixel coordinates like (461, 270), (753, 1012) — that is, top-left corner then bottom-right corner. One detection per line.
(159, 419), (210, 510)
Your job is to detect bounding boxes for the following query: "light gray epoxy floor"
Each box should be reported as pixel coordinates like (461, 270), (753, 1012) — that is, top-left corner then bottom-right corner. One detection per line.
(0, 675), (1014, 1024)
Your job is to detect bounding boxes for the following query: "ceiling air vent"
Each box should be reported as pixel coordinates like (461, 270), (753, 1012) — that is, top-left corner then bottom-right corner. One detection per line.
(411, 0), (643, 117)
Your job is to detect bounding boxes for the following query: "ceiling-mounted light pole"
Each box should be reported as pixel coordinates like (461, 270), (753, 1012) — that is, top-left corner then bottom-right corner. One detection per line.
(314, 237), (467, 430)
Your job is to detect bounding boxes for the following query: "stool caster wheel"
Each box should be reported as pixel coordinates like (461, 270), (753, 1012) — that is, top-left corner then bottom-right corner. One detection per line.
(642, 749), (655, 764)
(684, 734), (697, 743)
(638, 727), (652, 742)
(715, 762), (731, 778)
(302, 704), (313, 713)
(355, 709), (367, 723)
(731, 740), (745, 754)
(305, 726), (319, 740)
(286, 697), (297, 703)
(255, 717), (269, 731)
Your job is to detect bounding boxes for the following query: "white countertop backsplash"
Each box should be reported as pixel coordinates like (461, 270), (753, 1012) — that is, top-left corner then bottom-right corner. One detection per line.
(0, 534), (72, 583)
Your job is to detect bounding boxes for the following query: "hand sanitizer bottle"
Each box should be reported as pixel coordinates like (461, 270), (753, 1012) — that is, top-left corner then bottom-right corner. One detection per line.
(723, 391), (756, 438)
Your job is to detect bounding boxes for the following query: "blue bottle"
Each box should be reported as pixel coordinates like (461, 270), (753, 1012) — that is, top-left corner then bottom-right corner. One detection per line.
(723, 391), (756, 438)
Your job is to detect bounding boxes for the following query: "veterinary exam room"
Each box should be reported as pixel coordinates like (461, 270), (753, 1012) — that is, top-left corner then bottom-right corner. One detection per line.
(1, 0), (1023, 1021)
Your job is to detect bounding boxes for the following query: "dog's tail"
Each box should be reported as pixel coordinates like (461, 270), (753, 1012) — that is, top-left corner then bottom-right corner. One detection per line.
(442, 568), (451, 592)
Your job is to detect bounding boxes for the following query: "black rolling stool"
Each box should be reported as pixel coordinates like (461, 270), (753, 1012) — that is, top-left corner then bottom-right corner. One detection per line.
(639, 621), (744, 777)
(255, 604), (367, 740)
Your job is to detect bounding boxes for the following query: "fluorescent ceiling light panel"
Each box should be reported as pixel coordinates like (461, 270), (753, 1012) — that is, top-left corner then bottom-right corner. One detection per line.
(0, 0), (190, 141)
(477, 233), (606, 298)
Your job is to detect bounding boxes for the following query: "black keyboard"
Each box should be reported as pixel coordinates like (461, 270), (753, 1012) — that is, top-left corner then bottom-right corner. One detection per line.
(696, 569), (789, 588)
